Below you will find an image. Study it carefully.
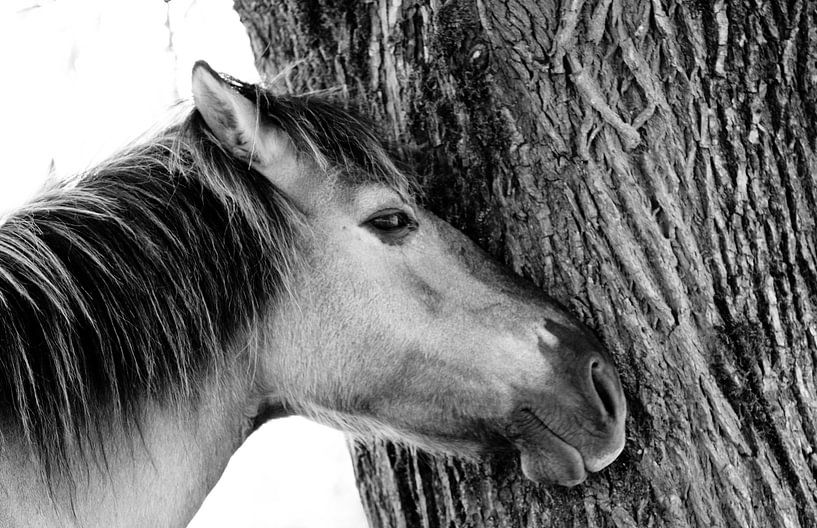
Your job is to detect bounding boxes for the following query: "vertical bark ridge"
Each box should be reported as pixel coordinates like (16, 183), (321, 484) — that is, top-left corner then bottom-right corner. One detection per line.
(234, 0), (817, 525)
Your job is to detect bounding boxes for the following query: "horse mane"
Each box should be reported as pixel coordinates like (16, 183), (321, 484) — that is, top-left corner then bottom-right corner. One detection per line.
(0, 83), (411, 483)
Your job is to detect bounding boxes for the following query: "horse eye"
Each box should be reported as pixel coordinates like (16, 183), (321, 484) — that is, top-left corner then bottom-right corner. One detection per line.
(365, 210), (417, 237)
(370, 213), (407, 230)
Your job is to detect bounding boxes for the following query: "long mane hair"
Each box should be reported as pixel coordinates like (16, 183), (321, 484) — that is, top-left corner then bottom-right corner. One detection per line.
(0, 78), (410, 484)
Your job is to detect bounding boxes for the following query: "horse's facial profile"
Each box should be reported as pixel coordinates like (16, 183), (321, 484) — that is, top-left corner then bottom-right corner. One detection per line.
(192, 62), (626, 486)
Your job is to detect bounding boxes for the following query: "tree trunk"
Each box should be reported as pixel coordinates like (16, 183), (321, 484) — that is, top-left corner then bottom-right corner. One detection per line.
(233, 0), (817, 526)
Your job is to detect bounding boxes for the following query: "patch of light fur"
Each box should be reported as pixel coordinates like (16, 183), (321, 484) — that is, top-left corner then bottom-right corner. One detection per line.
(535, 326), (561, 349)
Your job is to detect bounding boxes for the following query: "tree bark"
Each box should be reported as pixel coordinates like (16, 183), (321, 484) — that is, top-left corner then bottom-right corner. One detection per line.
(233, 0), (817, 526)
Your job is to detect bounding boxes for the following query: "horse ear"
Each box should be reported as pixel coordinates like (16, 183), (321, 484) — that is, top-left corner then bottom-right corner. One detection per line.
(191, 61), (312, 208)
(191, 61), (292, 169)
(191, 61), (256, 162)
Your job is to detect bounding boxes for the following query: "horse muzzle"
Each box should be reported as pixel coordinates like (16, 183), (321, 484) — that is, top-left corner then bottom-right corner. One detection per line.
(508, 351), (627, 486)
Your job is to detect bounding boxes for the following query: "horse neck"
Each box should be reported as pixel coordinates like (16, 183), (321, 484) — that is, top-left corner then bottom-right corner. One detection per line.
(0, 372), (255, 528)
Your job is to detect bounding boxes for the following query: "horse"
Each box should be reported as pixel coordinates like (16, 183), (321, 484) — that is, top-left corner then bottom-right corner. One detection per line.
(0, 61), (626, 527)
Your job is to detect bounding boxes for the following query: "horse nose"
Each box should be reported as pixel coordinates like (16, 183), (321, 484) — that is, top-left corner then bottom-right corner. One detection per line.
(588, 356), (624, 422)
(581, 353), (626, 472)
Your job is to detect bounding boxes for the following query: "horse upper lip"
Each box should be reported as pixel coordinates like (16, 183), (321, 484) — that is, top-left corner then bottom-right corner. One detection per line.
(511, 394), (627, 476)
(514, 408), (574, 446)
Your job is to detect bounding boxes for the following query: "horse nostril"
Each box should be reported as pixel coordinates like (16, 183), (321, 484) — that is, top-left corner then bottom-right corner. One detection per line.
(590, 359), (619, 419)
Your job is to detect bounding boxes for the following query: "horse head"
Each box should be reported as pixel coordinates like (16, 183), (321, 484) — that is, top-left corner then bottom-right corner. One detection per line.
(192, 61), (626, 486)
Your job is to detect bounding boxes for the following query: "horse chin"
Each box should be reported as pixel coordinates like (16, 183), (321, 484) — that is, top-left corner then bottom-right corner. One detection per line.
(517, 441), (587, 487)
(510, 409), (588, 487)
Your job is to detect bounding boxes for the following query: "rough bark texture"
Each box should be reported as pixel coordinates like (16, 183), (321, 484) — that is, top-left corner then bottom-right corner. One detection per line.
(233, 0), (817, 526)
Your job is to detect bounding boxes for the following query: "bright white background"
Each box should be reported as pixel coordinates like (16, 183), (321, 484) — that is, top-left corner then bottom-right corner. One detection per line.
(0, 1), (368, 527)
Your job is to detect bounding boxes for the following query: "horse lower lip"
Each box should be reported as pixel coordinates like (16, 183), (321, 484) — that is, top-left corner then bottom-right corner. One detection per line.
(512, 410), (587, 486)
